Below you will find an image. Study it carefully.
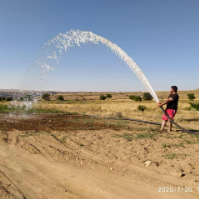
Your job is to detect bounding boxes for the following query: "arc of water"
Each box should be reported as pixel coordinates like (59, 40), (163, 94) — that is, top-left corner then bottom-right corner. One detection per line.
(14, 30), (197, 135)
(37, 30), (159, 103)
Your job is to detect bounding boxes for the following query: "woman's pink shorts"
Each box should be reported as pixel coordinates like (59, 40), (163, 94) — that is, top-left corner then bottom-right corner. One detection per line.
(162, 109), (176, 121)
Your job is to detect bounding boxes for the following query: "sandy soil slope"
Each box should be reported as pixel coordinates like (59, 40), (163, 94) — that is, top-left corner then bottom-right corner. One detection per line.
(0, 114), (198, 199)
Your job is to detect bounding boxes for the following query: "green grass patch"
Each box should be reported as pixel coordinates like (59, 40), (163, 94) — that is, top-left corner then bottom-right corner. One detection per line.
(162, 153), (177, 159)
(172, 142), (185, 147)
(113, 131), (159, 141)
(113, 133), (135, 141)
(0, 104), (13, 113)
(60, 135), (68, 143)
(185, 139), (198, 145)
(162, 153), (190, 159)
(125, 126), (158, 132)
(0, 104), (78, 115)
(162, 142), (171, 148)
(162, 142), (185, 148)
(136, 132), (158, 140)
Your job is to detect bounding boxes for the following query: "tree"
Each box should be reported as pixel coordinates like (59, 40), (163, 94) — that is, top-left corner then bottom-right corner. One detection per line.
(143, 92), (153, 100)
(129, 95), (135, 100)
(57, 95), (64, 101)
(6, 97), (13, 101)
(133, 96), (142, 102)
(187, 93), (195, 101)
(106, 93), (112, 98)
(42, 93), (50, 101)
(100, 95), (107, 100)
(0, 97), (5, 101)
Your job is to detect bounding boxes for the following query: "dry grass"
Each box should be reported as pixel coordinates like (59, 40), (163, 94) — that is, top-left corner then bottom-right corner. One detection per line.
(1, 90), (199, 131)
(35, 100), (199, 131)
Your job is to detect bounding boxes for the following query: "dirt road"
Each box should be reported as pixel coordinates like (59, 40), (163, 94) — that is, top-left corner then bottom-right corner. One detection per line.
(0, 114), (198, 199)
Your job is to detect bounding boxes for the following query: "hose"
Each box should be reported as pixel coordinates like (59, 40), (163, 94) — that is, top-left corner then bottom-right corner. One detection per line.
(31, 111), (199, 135)
(160, 107), (199, 135)
(81, 114), (161, 125)
(35, 112), (161, 125)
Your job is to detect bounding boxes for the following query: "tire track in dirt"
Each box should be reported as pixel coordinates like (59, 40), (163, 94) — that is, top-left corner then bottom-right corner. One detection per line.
(0, 170), (27, 199)
(0, 114), (199, 199)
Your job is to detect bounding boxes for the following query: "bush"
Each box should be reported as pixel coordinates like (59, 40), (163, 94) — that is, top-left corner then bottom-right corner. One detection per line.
(116, 112), (123, 118)
(129, 95), (135, 100)
(0, 97), (3, 101)
(187, 93), (195, 101)
(42, 93), (50, 101)
(57, 95), (64, 101)
(143, 92), (153, 100)
(137, 105), (147, 112)
(106, 93), (112, 98)
(100, 95), (107, 100)
(133, 96), (142, 102)
(6, 97), (13, 101)
(189, 103), (199, 111)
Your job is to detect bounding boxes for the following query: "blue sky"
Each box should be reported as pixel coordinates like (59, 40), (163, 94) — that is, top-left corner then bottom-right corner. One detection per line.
(0, 0), (199, 92)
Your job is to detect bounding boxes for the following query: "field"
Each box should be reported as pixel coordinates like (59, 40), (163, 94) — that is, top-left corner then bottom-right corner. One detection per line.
(0, 90), (199, 199)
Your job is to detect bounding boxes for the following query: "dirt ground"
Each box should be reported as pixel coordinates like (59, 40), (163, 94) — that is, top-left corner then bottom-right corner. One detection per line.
(0, 113), (199, 199)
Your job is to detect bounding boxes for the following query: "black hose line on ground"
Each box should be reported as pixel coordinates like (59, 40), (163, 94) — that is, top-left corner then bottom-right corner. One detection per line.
(33, 111), (199, 135)
(82, 112), (199, 135)
(160, 107), (199, 135)
(82, 114), (161, 125)
(36, 113), (161, 125)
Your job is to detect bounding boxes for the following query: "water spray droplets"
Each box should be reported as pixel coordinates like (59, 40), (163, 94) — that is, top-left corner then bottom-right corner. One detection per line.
(12, 29), (159, 115)
(37, 30), (159, 102)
